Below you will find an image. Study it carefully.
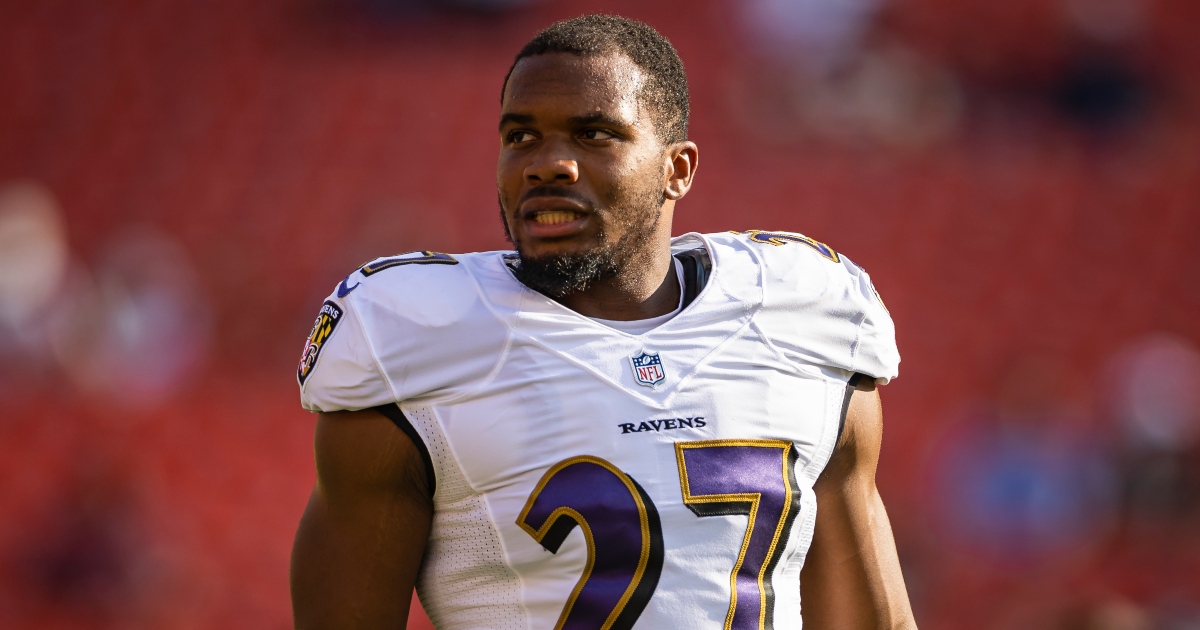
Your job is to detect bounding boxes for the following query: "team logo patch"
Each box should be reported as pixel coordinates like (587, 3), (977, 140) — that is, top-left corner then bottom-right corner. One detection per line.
(630, 351), (666, 387)
(297, 300), (343, 385)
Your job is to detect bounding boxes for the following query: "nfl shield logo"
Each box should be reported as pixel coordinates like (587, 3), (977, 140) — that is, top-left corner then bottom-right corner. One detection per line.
(630, 351), (666, 387)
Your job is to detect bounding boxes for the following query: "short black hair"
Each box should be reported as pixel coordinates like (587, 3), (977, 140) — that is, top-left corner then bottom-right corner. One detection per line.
(502, 14), (689, 145)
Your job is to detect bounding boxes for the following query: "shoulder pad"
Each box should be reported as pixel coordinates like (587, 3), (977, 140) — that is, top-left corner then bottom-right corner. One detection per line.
(334, 251), (460, 299)
(298, 250), (508, 411)
(734, 230), (900, 384)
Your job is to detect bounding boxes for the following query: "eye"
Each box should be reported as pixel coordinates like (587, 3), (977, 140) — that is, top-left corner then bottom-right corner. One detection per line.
(580, 129), (616, 141)
(507, 130), (536, 144)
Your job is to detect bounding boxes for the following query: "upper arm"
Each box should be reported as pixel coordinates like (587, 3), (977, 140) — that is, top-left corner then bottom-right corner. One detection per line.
(291, 408), (434, 630)
(800, 377), (917, 629)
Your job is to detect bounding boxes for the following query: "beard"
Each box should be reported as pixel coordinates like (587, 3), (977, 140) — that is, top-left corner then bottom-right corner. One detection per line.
(500, 184), (666, 299)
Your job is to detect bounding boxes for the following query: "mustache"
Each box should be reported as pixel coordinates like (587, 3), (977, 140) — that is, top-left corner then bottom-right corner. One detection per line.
(519, 186), (593, 208)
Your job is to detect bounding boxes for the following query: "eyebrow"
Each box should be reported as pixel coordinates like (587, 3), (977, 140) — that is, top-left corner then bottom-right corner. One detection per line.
(567, 113), (630, 129)
(497, 112), (633, 133)
(498, 113), (534, 132)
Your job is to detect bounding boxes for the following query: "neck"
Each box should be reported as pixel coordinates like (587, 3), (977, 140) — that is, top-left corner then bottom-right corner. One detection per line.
(558, 228), (679, 321)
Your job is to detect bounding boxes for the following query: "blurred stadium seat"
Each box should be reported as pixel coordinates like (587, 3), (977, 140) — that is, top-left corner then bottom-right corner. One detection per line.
(0, 0), (1197, 627)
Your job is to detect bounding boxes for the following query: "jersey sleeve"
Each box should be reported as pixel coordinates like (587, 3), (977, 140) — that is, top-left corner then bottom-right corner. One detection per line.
(735, 231), (900, 385)
(842, 259), (899, 384)
(297, 289), (395, 413)
(297, 251), (512, 412)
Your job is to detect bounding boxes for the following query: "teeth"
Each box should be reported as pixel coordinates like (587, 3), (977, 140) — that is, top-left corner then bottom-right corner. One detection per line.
(534, 211), (580, 225)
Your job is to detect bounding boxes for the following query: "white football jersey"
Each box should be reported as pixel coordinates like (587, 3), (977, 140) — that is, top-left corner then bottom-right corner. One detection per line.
(298, 231), (899, 630)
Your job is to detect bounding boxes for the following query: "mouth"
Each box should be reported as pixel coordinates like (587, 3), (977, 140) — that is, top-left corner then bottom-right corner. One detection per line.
(532, 210), (583, 225)
(519, 198), (591, 240)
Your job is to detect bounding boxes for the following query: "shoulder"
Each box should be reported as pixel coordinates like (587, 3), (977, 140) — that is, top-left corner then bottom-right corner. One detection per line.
(335, 248), (516, 346)
(335, 250), (480, 318)
(298, 250), (513, 412)
(714, 230), (900, 384)
(713, 229), (859, 289)
(333, 248), (527, 336)
(703, 230), (877, 308)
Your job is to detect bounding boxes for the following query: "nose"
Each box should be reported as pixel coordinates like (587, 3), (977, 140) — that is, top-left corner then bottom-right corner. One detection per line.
(524, 140), (579, 185)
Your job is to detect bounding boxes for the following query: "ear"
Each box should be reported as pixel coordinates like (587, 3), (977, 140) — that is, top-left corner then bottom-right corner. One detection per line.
(663, 141), (699, 201)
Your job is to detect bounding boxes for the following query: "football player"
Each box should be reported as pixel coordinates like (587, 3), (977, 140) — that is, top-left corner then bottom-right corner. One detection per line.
(291, 14), (917, 630)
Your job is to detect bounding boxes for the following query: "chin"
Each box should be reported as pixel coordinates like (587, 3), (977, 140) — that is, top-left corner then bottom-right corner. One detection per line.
(515, 238), (600, 262)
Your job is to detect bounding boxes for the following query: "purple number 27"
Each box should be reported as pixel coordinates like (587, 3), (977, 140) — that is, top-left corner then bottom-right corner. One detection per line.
(517, 440), (799, 630)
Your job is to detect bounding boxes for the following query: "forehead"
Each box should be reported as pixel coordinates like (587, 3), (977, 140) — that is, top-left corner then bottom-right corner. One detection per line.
(502, 53), (646, 123)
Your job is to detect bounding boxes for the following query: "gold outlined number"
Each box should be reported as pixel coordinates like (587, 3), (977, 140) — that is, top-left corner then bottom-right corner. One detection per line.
(676, 440), (801, 630)
(517, 456), (664, 630)
(741, 230), (840, 262)
(518, 442), (800, 630)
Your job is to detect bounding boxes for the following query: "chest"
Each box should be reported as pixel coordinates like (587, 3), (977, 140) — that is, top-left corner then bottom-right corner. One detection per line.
(437, 329), (843, 496)
(421, 333), (844, 628)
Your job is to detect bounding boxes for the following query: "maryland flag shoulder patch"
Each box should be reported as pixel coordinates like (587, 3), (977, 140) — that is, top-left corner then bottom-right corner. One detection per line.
(297, 300), (344, 386)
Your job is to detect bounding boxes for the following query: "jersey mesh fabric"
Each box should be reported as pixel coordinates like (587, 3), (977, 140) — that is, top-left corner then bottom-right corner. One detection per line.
(405, 405), (528, 629)
(791, 376), (847, 621)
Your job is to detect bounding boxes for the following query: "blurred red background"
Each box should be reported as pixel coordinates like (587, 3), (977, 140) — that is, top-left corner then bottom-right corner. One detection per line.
(2, 0), (1199, 628)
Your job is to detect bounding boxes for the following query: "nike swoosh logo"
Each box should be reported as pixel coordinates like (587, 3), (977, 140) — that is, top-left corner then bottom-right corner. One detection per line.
(337, 275), (360, 297)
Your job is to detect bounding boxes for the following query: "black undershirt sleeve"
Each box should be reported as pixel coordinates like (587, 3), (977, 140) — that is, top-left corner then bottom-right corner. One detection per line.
(371, 403), (436, 495)
(836, 373), (867, 448)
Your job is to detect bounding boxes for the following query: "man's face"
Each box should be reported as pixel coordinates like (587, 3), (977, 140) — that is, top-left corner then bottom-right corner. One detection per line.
(497, 52), (669, 296)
